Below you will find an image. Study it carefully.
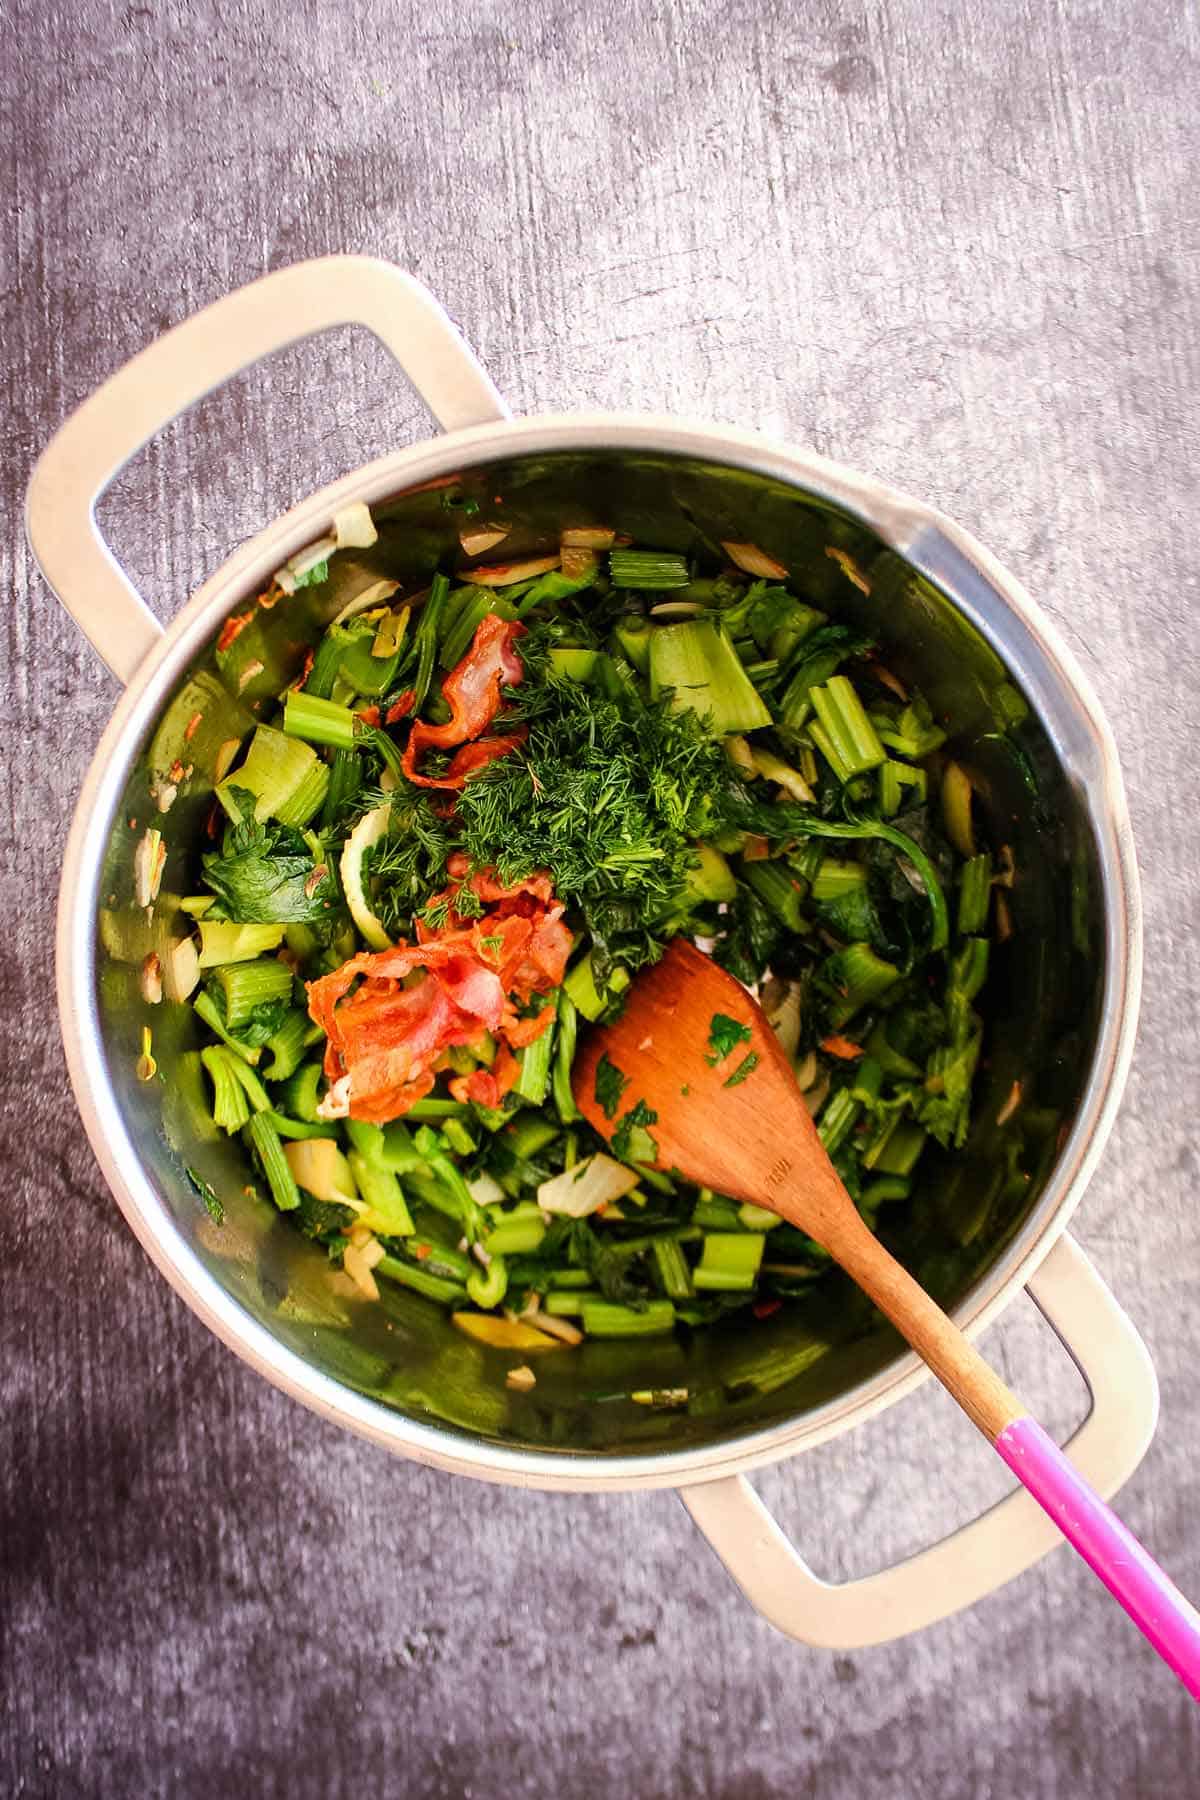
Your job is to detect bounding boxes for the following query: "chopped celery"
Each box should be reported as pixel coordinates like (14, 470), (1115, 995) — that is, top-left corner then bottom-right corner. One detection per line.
(649, 619), (772, 735)
(809, 676), (886, 777)
(613, 616), (652, 673)
(609, 550), (689, 589)
(193, 990), (262, 1065)
(563, 953), (630, 1022)
(197, 922), (284, 968)
(280, 1060), (323, 1121)
(263, 1011), (309, 1082)
(346, 1152), (414, 1236)
(215, 958), (293, 1031)
(580, 1300), (677, 1337)
(547, 646), (598, 682)
(466, 1255), (509, 1309)
(652, 1235), (695, 1299)
(740, 861), (807, 933)
(246, 1112), (301, 1212)
(376, 1254), (466, 1306)
(514, 1021), (555, 1106)
(217, 725), (321, 825)
(693, 1233), (764, 1292)
(283, 690), (358, 751)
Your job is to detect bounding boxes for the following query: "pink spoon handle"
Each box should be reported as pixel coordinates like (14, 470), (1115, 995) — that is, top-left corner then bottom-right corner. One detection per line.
(995, 1416), (1200, 1699)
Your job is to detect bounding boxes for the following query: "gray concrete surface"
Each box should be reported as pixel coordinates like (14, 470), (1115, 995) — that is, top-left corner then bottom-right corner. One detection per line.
(3, 1), (1199, 1794)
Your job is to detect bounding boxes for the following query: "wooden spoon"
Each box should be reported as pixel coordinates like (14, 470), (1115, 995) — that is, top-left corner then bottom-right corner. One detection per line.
(574, 937), (1200, 1696)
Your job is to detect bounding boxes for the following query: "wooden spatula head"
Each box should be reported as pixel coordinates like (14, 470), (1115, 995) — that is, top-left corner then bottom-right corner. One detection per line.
(573, 938), (849, 1238)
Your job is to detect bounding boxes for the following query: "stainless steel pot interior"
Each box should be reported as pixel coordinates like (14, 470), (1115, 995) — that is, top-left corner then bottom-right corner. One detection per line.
(93, 446), (1107, 1461)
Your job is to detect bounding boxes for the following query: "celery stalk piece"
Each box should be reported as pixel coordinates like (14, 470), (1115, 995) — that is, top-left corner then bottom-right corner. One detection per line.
(809, 676), (886, 777)
(609, 550), (690, 589)
(649, 619), (772, 735)
(346, 1151), (414, 1236)
(246, 1112), (302, 1212)
(692, 1233), (764, 1292)
(192, 990), (262, 1065)
(217, 724), (321, 824)
(580, 1300), (677, 1337)
(376, 1254), (466, 1306)
(197, 921), (285, 967)
(216, 957), (294, 1031)
(283, 690), (358, 751)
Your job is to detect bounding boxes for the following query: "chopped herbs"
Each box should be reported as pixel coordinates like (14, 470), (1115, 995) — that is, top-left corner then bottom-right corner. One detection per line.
(594, 1052), (629, 1120)
(706, 1012), (753, 1065)
(167, 516), (995, 1345)
(723, 1051), (760, 1089)
(611, 1098), (659, 1164)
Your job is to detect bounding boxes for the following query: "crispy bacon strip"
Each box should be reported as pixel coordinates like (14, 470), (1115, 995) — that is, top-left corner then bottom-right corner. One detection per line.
(401, 614), (526, 789)
(306, 867), (571, 1122)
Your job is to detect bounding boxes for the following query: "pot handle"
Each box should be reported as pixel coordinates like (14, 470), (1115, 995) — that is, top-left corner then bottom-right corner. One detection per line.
(25, 255), (509, 684)
(680, 1232), (1159, 1647)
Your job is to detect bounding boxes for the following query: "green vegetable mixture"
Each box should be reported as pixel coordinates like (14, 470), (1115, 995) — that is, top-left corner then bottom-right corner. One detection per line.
(180, 518), (1001, 1365)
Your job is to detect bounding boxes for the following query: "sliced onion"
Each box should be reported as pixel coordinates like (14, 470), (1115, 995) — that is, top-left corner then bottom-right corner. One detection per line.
(139, 953), (163, 1005)
(941, 761), (976, 859)
(214, 738), (242, 783)
(459, 554), (560, 588)
(825, 546), (871, 594)
(524, 1309), (583, 1346)
(289, 535), (337, 578)
(333, 502), (378, 549)
(468, 1171), (507, 1208)
(459, 523), (510, 557)
(762, 977), (802, 1060)
(343, 1242), (380, 1301)
(721, 540), (789, 579)
(506, 1364), (537, 1391)
(537, 1153), (640, 1218)
(161, 935), (200, 1003)
(133, 828), (166, 908)
(340, 803), (393, 951)
(559, 545), (598, 581)
(649, 601), (706, 619)
(330, 576), (401, 626)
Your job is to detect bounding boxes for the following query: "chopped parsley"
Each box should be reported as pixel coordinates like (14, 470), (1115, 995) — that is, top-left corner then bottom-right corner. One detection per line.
(594, 1051), (629, 1120)
(723, 1051), (760, 1089)
(611, 1098), (659, 1163)
(705, 1011), (753, 1065)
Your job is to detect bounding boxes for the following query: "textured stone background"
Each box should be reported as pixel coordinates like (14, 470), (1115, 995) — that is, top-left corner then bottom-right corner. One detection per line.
(3, 1), (1199, 1794)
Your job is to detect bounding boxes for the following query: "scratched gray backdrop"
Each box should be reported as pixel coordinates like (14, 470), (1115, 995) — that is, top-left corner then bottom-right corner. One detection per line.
(3, 1), (1199, 1794)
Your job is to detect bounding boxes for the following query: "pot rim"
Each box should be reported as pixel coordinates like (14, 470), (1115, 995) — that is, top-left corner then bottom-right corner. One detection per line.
(56, 410), (1142, 1494)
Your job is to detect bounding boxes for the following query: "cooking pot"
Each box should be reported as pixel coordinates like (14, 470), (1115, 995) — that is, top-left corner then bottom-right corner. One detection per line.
(28, 256), (1154, 1648)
